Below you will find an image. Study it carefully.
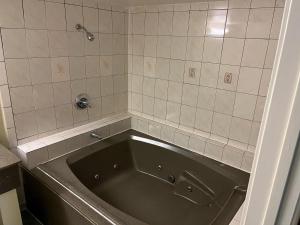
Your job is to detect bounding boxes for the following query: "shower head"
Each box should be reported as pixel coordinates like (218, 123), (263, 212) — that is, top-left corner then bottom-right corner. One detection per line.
(86, 32), (95, 41)
(75, 24), (95, 42)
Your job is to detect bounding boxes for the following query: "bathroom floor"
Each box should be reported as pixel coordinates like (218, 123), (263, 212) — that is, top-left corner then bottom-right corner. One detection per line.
(21, 209), (43, 225)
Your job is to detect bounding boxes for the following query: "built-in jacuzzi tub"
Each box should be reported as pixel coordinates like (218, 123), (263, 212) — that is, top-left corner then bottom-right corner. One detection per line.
(23, 130), (249, 225)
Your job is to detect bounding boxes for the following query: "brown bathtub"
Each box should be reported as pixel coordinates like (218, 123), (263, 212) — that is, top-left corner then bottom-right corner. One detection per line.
(23, 130), (249, 225)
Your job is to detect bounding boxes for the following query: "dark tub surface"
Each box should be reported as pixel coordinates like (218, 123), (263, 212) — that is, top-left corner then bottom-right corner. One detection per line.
(29, 130), (249, 225)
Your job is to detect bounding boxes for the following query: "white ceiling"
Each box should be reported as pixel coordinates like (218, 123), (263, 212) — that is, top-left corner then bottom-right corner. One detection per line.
(108, 0), (208, 7)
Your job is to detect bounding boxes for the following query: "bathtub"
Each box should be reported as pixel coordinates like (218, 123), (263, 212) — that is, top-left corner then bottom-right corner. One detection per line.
(22, 130), (249, 225)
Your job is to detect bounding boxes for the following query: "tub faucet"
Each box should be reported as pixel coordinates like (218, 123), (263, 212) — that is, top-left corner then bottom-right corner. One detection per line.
(90, 132), (103, 140)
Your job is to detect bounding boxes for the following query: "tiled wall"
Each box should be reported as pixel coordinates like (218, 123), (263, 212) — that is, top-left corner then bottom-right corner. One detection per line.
(131, 114), (254, 171)
(127, 0), (284, 152)
(0, 0), (284, 152)
(0, 0), (128, 147)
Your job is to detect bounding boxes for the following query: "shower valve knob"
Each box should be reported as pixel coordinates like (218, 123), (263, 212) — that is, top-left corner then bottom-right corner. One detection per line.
(75, 94), (90, 109)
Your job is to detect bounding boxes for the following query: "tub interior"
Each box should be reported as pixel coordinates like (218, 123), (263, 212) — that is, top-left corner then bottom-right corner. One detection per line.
(67, 133), (248, 225)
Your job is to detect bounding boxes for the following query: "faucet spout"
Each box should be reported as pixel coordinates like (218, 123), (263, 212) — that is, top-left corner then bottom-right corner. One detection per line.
(90, 132), (103, 140)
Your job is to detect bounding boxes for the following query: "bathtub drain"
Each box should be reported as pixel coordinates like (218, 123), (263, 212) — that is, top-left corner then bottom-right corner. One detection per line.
(94, 174), (101, 181)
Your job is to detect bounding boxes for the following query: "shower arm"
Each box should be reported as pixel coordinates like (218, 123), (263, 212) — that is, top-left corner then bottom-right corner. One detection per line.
(75, 24), (95, 41)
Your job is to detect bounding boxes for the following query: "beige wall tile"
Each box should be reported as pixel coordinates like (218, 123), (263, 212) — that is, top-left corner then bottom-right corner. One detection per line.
(265, 40), (278, 69)
(222, 145), (244, 167)
(182, 84), (198, 107)
(254, 96), (266, 122)
(157, 36), (171, 58)
(197, 86), (216, 110)
(155, 79), (168, 100)
(0, 0), (24, 28)
(200, 63), (219, 88)
(249, 121), (260, 146)
(6, 59), (31, 87)
(180, 105), (196, 128)
(242, 39), (268, 68)
(158, 12), (173, 35)
(171, 37), (187, 60)
(1, 29), (27, 58)
(68, 32), (85, 56)
(53, 81), (71, 106)
(186, 37), (204, 61)
(66, 0), (82, 6)
(172, 11), (189, 36)
(206, 10), (226, 37)
(87, 77), (101, 98)
(229, 117), (251, 143)
(251, 0), (275, 8)
(29, 58), (52, 84)
(0, 36), (4, 61)
(46, 2), (66, 30)
(246, 8), (274, 38)
(69, 57), (85, 80)
(142, 77), (155, 96)
(112, 11), (125, 34)
(214, 89), (235, 115)
(26, 30), (49, 57)
(23, 0), (46, 29)
(142, 95), (154, 115)
(0, 85), (11, 107)
(237, 67), (262, 95)
(188, 135), (206, 153)
(15, 111), (38, 139)
(259, 69), (272, 97)
(49, 31), (68, 57)
(65, 5), (83, 31)
(36, 108), (56, 133)
(83, 7), (99, 33)
(11, 86), (34, 113)
(154, 98), (167, 119)
(51, 57), (70, 82)
(145, 13), (159, 35)
(225, 9), (249, 38)
(99, 10), (113, 33)
(229, 0), (251, 8)
(166, 101), (180, 123)
(212, 112), (232, 137)
(132, 13), (145, 35)
(205, 142), (223, 160)
(101, 76), (113, 96)
(3, 107), (14, 129)
(168, 81), (182, 103)
(203, 37), (223, 63)
(102, 95), (114, 115)
(33, 83), (54, 109)
(144, 36), (157, 57)
(55, 104), (74, 128)
(169, 60), (184, 82)
(233, 93), (257, 120)
(221, 38), (244, 65)
(270, 8), (284, 39)
(188, 11), (207, 37)
(195, 108), (213, 132)
(0, 62), (8, 85)
(241, 151), (254, 171)
(85, 56), (100, 77)
(71, 79), (86, 99)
